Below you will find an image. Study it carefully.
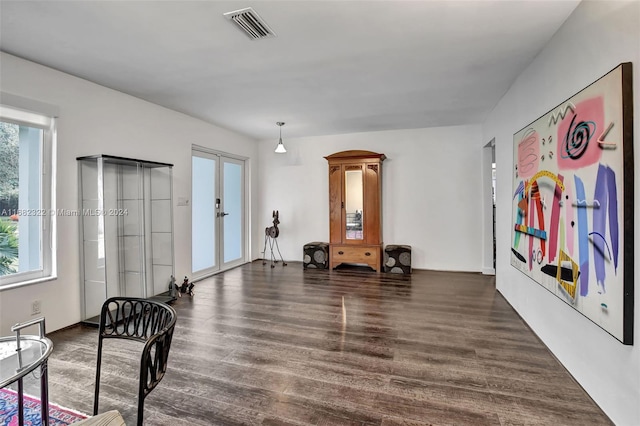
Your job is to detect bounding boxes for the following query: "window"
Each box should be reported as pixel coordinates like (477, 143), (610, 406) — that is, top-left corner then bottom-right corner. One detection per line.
(0, 105), (56, 288)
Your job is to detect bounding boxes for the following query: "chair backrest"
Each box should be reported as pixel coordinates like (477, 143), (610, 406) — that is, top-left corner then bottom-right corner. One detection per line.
(94, 297), (177, 426)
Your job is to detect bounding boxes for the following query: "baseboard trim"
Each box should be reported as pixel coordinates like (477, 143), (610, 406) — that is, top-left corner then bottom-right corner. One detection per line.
(482, 267), (496, 275)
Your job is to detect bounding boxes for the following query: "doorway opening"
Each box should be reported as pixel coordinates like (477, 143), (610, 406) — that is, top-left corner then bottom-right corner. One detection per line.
(482, 139), (496, 275)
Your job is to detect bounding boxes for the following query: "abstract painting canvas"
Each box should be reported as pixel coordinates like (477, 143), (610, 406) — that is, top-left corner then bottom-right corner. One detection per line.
(511, 62), (634, 344)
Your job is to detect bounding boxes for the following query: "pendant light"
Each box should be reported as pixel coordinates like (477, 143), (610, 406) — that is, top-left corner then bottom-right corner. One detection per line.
(275, 122), (287, 153)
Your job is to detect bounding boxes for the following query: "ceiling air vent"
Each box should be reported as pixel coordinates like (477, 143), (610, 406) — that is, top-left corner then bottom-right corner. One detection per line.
(223, 7), (276, 40)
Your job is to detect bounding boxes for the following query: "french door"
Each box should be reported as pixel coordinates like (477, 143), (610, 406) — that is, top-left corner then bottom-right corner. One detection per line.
(191, 148), (245, 278)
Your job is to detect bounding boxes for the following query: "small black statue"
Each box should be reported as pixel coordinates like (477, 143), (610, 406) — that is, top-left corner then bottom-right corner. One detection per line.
(169, 275), (177, 298)
(174, 275), (194, 297)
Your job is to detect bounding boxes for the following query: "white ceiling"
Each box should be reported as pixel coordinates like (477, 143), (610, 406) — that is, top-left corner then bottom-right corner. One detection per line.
(0, 1), (580, 140)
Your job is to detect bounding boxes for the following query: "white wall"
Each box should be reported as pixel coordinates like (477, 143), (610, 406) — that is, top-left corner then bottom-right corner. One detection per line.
(483, 1), (640, 424)
(257, 125), (484, 272)
(0, 53), (259, 335)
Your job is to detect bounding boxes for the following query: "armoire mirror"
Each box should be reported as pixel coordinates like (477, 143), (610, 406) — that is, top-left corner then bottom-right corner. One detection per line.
(344, 168), (363, 240)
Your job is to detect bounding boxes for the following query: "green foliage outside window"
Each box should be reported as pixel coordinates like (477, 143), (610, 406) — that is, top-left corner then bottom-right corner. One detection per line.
(1, 122), (19, 209)
(0, 122), (20, 275)
(0, 218), (18, 275)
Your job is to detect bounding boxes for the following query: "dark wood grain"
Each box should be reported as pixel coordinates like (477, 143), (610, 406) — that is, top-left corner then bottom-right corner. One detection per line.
(43, 262), (611, 425)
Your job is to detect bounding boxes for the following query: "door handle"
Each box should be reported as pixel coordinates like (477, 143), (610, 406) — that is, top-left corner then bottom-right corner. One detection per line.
(221, 212), (229, 216)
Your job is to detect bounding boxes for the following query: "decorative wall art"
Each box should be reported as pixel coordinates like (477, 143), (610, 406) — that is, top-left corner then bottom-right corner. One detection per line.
(511, 63), (634, 344)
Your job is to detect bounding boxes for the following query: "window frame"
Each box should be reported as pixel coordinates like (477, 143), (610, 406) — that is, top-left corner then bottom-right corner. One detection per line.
(0, 104), (56, 290)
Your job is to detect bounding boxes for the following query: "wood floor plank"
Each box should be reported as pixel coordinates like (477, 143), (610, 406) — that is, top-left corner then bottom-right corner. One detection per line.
(45, 261), (611, 425)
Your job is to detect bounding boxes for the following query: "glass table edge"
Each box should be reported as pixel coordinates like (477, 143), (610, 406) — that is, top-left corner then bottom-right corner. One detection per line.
(0, 334), (54, 388)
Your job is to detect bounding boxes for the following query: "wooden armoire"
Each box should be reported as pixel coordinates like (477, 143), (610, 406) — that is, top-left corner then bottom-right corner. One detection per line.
(325, 150), (386, 271)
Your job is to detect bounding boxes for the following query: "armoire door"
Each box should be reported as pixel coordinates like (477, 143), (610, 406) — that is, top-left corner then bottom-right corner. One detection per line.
(328, 163), (342, 243)
(362, 160), (382, 245)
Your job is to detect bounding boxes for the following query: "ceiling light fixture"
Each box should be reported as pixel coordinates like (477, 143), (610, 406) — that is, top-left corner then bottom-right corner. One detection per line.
(275, 122), (287, 153)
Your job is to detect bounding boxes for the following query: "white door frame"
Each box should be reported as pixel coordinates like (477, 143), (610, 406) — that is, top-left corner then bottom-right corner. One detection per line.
(191, 146), (248, 280)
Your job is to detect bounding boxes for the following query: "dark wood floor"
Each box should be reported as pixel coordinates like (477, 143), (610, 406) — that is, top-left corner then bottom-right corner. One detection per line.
(44, 261), (611, 425)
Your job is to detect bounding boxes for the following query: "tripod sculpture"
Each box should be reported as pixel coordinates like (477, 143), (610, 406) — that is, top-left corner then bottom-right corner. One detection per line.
(263, 210), (287, 268)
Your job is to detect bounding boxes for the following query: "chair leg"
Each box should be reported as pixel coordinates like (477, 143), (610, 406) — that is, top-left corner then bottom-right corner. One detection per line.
(93, 338), (104, 415)
(137, 352), (150, 426)
(137, 398), (145, 426)
(137, 372), (146, 426)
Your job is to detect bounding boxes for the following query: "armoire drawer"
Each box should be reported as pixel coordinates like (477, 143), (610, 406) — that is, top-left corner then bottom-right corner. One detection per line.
(331, 245), (379, 265)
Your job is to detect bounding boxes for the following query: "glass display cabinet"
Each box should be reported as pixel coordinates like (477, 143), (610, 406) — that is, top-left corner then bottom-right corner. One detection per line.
(77, 155), (174, 324)
(325, 150), (385, 271)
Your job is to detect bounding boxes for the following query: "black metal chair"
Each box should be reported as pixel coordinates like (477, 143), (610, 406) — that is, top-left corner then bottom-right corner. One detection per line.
(93, 297), (177, 426)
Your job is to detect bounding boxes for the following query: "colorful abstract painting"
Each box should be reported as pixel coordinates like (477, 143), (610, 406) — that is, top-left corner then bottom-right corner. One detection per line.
(511, 63), (634, 344)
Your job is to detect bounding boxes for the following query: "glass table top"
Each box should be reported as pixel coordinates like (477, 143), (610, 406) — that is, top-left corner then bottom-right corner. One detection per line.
(0, 335), (53, 388)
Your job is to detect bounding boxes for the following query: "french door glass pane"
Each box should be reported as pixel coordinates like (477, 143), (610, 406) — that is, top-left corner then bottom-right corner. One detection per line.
(223, 161), (242, 263)
(192, 156), (216, 272)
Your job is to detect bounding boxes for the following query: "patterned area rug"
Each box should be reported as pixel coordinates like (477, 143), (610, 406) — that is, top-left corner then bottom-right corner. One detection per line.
(0, 388), (87, 425)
